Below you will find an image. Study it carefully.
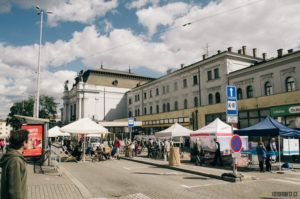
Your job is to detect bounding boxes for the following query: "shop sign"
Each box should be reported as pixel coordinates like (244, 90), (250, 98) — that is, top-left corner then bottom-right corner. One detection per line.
(270, 104), (300, 116)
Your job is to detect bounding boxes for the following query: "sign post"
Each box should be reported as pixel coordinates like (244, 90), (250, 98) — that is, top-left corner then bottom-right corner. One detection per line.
(230, 135), (242, 176)
(128, 118), (134, 142)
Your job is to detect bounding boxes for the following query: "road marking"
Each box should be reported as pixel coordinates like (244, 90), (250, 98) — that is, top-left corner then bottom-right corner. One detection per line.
(181, 182), (228, 189)
(271, 179), (300, 186)
(284, 177), (300, 181)
(123, 166), (147, 170)
(159, 172), (179, 175)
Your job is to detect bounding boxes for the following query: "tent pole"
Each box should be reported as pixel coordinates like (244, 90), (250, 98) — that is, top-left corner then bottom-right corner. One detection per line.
(278, 136), (281, 171)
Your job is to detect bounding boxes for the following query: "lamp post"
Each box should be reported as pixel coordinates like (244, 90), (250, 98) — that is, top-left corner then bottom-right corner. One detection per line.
(34, 5), (52, 118)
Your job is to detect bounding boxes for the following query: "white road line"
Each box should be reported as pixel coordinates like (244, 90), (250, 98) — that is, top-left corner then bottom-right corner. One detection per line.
(159, 172), (179, 175)
(284, 177), (300, 181)
(123, 166), (147, 170)
(271, 179), (300, 186)
(181, 182), (228, 189)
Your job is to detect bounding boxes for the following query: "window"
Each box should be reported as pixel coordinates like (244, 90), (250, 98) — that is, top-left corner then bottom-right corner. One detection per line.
(247, 86), (253, 98)
(184, 99), (188, 109)
(163, 86), (166, 94)
(237, 88), (243, 100)
(193, 75), (198, 85)
(156, 88), (159, 96)
(137, 109), (140, 116)
(167, 103), (170, 112)
(166, 85), (169, 93)
(215, 92), (220, 103)
(163, 104), (166, 112)
(174, 82), (178, 91)
(194, 97), (198, 107)
(208, 94), (213, 104)
(144, 92), (147, 99)
(144, 107), (147, 115)
(137, 94), (139, 101)
(174, 101), (178, 110)
(264, 81), (273, 96)
(214, 68), (219, 78)
(156, 105), (159, 113)
(150, 90), (152, 98)
(286, 77), (296, 92)
(150, 106), (153, 114)
(207, 71), (212, 81)
(129, 111), (132, 117)
(129, 98), (132, 105)
(183, 79), (187, 88)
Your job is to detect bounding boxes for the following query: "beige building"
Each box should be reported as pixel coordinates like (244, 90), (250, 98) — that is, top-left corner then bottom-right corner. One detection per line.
(0, 119), (11, 139)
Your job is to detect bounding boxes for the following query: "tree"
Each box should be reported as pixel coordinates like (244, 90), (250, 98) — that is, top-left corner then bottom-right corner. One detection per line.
(6, 95), (58, 130)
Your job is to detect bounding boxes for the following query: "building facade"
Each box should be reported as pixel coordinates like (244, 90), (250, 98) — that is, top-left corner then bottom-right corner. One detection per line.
(0, 119), (11, 138)
(62, 68), (155, 124)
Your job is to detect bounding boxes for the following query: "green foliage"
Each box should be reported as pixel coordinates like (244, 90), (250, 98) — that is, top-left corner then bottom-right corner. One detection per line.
(6, 95), (58, 130)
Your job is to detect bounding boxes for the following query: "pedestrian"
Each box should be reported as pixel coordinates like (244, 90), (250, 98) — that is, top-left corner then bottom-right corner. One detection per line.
(195, 138), (203, 166)
(269, 138), (277, 162)
(256, 141), (267, 172)
(163, 139), (170, 161)
(114, 138), (121, 160)
(213, 138), (223, 166)
(265, 141), (272, 172)
(0, 129), (29, 199)
(0, 139), (4, 153)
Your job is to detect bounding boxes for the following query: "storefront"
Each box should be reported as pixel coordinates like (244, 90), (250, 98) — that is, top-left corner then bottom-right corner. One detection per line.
(271, 104), (300, 129)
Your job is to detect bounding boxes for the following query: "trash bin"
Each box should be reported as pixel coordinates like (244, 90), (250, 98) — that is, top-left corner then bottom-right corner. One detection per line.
(169, 147), (180, 167)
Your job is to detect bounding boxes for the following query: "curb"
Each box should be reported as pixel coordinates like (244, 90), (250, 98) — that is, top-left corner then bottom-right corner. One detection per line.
(121, 157), (222, 180)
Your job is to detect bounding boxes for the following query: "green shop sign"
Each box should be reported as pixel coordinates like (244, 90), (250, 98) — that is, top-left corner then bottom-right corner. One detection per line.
(271, 104), (300, 116)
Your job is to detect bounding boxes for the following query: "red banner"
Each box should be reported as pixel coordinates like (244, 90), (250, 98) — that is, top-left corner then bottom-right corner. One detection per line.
(21, 125), (43, 157)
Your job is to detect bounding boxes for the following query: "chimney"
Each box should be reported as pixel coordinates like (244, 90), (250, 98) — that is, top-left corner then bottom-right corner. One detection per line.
(228, 47), (232, 52)
(181, 64), (184, 69)
(167, 69), (172, 74)
(262, 53), (267, 61)
(202, 54), (207, 60)
(277, 49), (283, 57)
(238, 49), (242, 54)
(252, 48), (257, 58)
(217, 50), (221, 54)
(288, 49), (293, 54)
(242, 46), (247, 55)
(129, 66), (131, 73)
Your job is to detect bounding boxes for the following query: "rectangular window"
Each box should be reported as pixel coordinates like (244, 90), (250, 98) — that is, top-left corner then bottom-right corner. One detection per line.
(183, 79), (187, 88)
(174, 82), (178, 91)
(193, 75), (198, 85)
(163, 86), (166, 94)
(150, 90), (152, 98)
(207, 71), (212, 81)
(144, 92), (147, 99)
(129, 98), (132, 105)
(214, 68), (219, 78)
(166, 85), (169, 93)
(156, 88), (159, 96)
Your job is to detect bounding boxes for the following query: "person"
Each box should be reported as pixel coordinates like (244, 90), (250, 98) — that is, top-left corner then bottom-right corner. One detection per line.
(135, 140), (139, 156)
(195, 138), (203, 166)
(213, 138), (223, 166)
(269, 138), (277, 162)
(0, 129), (29, 199)
(114, 138), (121, 160)
(256, 141), (267, 172)
(0, 139), (4, 153)
(163, 139), (170, 161)
(265, 142), (272, 172)
(147, 139), (153, 158)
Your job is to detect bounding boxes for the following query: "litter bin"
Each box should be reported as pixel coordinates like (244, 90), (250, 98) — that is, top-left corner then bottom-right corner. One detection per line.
(169, 147), (180, 167)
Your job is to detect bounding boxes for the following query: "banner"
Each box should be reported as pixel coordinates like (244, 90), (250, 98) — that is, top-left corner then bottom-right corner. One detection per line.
(21, 124), (43, 157)
(283, 138), (299, 156)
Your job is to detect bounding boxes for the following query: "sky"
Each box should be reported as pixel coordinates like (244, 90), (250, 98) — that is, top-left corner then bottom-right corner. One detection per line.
(0, 0), (300, 119)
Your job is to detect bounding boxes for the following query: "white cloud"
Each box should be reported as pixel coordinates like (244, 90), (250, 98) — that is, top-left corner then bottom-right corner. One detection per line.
(126, 0), (160, 9)
(136, 2), (190, 36)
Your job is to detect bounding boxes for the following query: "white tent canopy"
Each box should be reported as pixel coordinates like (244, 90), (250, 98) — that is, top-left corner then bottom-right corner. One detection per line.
(155, 123), (192, 138)
(60, 118), (109, 134)
(87, 134), (102, 137)
(190, 118), (236, 137)
(48, 126), (70, 137)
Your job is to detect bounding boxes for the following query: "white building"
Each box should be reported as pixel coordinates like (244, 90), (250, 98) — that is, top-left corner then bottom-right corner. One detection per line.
(0, 119), (11, 139)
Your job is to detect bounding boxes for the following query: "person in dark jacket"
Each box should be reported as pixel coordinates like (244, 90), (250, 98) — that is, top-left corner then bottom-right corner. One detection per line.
(265, 142), (272, 172)
(0, 129), (29, 199)
(257, 141), (267, 172)
(213, 138), (223, 166)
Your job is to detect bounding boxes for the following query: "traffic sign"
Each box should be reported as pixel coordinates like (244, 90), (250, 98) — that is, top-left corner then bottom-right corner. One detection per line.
(226, 86), (236, 99)
(128, 118), (134, 127)
(226, 115), (238, 123)
(230, 135), (242, 153)
(226, 99), (238, 115)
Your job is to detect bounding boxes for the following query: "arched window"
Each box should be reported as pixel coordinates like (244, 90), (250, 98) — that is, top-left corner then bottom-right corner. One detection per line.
(184, 99), (188, 109)
(167, 103), (170, 112)
(286, 77), (296, 92)
(194, 97), (198, 107)
(264, 81), (273, 96)
(215, 92), (220, 103)
(163, 104), (166, 112)
(174, 101), (178, 110)
(156, 105), (159, 113)
(237, 88), (243, 100)
(246, 86), (253, 98)
(150, 106), (153, 114)
(208, 94), (213, 105)
(144, 107), (147, 115)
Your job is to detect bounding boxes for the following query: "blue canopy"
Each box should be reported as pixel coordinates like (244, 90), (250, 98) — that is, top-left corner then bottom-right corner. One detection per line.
(234, 116), (300, 137)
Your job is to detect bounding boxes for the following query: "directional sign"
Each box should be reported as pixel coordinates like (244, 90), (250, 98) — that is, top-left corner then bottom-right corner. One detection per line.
(128, 118), (134, 127)
(226, 86), (236, 99)
(230, 135), (242, 153)
(226, 99), (238, 115)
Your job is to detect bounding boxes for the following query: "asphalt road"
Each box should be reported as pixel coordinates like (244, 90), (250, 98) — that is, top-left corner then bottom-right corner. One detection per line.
(61, 160), (300, 199)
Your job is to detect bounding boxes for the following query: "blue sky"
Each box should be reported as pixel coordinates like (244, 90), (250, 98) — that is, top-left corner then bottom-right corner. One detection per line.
(0, 0), (300, 119)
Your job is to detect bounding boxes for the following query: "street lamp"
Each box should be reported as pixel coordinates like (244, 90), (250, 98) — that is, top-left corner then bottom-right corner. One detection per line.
(33, 5), (52, 118)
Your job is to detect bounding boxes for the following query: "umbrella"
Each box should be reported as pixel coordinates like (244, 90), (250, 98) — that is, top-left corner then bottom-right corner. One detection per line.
(60, 118), (109, 161)
(48, 126), (70, 137)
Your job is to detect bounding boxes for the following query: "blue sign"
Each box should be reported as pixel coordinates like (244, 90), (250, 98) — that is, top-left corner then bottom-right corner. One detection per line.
(128, 118), (134, 127)
(231, 135), (242, 153)
(226, 86), (236, 99)
(226, 99), (238, 115)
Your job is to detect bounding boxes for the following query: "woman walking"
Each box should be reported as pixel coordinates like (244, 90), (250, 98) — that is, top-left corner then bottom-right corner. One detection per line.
(256, 141), (267, 172)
